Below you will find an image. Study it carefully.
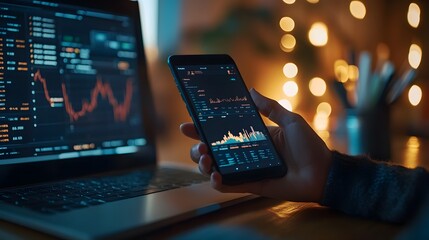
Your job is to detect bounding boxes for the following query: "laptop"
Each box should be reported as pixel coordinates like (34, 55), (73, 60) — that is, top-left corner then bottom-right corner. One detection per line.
(0, 0), (252, 239)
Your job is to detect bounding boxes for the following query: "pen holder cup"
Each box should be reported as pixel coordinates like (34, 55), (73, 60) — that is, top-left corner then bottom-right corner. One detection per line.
(345, 107), (391, 161)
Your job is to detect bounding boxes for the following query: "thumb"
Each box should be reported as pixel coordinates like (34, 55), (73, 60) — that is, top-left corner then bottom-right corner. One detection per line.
(249, 88), (297, 127)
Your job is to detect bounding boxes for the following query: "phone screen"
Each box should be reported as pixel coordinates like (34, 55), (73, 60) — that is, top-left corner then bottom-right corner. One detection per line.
(169, 55), (286, 184)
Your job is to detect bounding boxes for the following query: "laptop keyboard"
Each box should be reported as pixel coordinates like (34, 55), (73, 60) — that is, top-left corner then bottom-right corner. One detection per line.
(0, 168), (208, 214)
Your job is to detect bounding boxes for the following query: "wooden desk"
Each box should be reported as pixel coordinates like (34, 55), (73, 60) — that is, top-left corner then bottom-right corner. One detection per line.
(145, 198), (404, 239)
(145, 135), (429, 239)
(0, 135), (427, 239)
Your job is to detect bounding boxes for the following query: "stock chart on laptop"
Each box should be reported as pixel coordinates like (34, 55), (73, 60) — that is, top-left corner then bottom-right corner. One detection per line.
(0, 1), (146, 164)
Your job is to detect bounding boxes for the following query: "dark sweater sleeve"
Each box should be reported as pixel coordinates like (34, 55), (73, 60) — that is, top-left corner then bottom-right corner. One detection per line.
(321, 151), (429, 223)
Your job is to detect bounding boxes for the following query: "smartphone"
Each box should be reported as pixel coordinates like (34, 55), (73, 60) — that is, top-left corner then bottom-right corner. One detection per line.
(168, 54), (287, 185)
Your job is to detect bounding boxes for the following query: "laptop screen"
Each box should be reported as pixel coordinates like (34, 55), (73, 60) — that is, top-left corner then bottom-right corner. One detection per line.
(0, 0), (151, 166)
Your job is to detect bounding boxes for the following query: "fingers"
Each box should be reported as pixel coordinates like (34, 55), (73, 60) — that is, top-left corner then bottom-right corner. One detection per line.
(189, 142), (213, 176)
(181, 124), (214, 176)
(179, 122), (200, 140)
(198, 153), (213, 176)
(250, 88), (301, 127)
(190, 142), (208, 163)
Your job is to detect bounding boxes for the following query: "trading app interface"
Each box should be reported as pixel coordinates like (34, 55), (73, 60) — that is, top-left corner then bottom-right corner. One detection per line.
(0, 1), (146, 164)
(176, 64), (282, 174)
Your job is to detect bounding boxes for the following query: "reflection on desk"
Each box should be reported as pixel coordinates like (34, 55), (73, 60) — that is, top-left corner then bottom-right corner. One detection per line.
(147, 198), (402, 239)
(0, 135), (427, 239)
(148, 135), (428, 239)
(329, 134), (429, 169)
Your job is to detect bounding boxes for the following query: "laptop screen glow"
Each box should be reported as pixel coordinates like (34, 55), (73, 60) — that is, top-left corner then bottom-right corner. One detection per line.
(0, 0), (147, 165)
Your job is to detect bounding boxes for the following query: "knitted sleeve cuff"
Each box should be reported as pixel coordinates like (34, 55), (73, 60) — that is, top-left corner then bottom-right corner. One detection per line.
(321, 151), (429, 223)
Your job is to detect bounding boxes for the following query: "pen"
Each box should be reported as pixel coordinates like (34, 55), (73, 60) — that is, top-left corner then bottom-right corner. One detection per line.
(387, 68), (416, 104)
(356, 51), (372, 110)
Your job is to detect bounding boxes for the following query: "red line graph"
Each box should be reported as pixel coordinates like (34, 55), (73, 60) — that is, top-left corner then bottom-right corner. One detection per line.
(33, 70), (133, 122)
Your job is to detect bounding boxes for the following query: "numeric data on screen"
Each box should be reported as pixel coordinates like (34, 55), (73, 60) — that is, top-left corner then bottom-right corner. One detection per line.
(176, 65), (282, 173)
(0, 1), (145, 163)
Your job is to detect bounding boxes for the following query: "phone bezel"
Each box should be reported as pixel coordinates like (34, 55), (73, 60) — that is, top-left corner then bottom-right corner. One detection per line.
(168, 54), (287, 185)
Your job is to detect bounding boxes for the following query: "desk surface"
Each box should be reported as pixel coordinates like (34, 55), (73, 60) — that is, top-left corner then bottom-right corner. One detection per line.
(145, 198), (406, 239)
(146, 135), (429, 239)
(0, 135), (428, 239)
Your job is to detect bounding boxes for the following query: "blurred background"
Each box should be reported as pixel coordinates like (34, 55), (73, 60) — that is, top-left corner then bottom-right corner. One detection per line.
(138, 0), (428, 165)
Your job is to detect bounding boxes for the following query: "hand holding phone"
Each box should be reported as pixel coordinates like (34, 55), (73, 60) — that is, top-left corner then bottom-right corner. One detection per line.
(168, 54), (287, 185)
(180, 89), (334, 203)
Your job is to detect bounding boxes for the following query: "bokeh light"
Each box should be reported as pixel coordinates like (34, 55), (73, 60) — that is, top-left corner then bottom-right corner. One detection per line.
(308, 22), (328, 47)
(283, 63), (298, 78)
(349, 1), (366, 19)
(309, 77), (327, 97)
(283, 81), (299, 97)
(278, 99), (293, 111)
(408, 85), (422, 106)
(407, 3), (421, 28)
(280, 34), (296, 52)
(317, 102), (332, 117)
(404, 136), (420, 168)
(348, 65), (359, 81)
(334, 59), (349, 83)
(313, 113), (329, 131)
(283, 0), (296, 5)
(307, 0), (319, 3)
(408, 44), (422, 69)
(279, 17), (295, 32)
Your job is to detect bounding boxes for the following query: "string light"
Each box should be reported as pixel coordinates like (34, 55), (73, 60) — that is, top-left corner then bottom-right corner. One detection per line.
(313, 113), (329, 131)
(407, 3), (421, 28)
(334, 60), (349, 83)
(283, 0), (296, 4)
(283, 81), (299, 97)
(279, 17), (295, 32)
(317, 102), (332, 117)
(308, 22), (328, 47)
(309, 77), (327, 96)
(408, 44), (422, 69)
(278, 99), (293, 111)
(280, 34), (296, 52)
(348, 65), (359, 81)
(283, 63), (298, 78)
(349, 1), (366, 19)
(408, 85), (422, 106)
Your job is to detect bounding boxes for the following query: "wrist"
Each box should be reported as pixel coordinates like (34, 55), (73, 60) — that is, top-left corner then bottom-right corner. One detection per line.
(314, 150), (334, 203)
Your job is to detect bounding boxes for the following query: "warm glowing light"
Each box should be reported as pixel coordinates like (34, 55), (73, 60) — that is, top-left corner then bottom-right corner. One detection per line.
(283, 81), (298, 97)
(308, 22), (328, 47)
(348, 65), (359, 81)
(279, 17), (295, 32)
(309, 77), (326, 97)
(283, 0), (296, 4)
(408, 44), (422, 69)
(283, 63), (298, 78)
(317, 102), (332, 117)
(408, 3), (421, 28)
(349, 1), (366, 19)
(334, 59), (349, 83)
(280, 34), (296, 52)
(404, 136), (420, 168)
(408, 85), (422, 106)
(376, 43), (390, 61)
(313, 113), (329, 131)
(407, 136), (420, 149)
(307, 0), (319, 3)
(278, 99), (293, 111)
